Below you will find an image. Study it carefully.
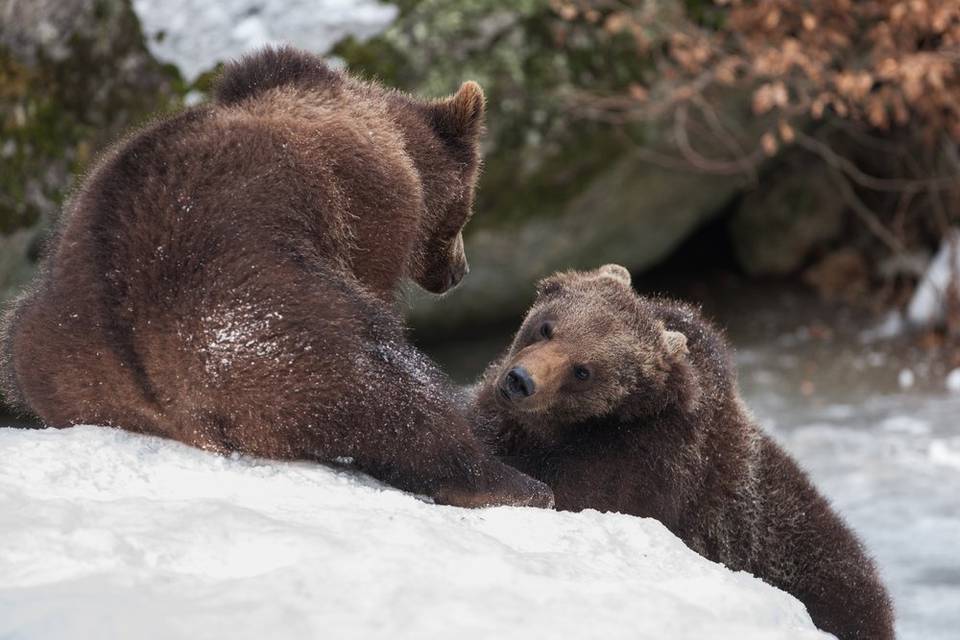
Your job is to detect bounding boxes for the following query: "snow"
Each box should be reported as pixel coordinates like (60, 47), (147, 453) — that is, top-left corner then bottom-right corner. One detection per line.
(946, 368), (960, 393)
(860, 309), (906, 342)
(862, 229), (959, 339)
(898, 367), (915, 389)
(0, 426), (828, 640)
(131, 0), (398, 81)
(906, 228), (960, 329)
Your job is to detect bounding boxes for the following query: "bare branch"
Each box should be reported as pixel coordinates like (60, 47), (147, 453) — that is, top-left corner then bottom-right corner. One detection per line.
(691, 95), (759, 181)
(794, 131), (959, 193)
(672, 104), (766, 176)
(827, 169), (906, 255)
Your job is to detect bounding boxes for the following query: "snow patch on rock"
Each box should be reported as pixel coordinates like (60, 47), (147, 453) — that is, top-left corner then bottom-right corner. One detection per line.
(907, 228), (960, 329)
(946, 367), (960, 393)
(0, 426), (828, 640)
(131, 0), (398, 81)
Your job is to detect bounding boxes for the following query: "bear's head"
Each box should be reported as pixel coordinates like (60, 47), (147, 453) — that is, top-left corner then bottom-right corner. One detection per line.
(395, 81), (486, 294)
(490, 264), (702, 432)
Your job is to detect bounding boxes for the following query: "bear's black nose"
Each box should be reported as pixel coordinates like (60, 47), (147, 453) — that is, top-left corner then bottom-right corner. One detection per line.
(504, 367), (536, 399)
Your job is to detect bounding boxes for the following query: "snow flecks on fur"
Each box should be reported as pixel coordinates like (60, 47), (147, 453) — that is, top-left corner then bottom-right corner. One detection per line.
(195, 302), (285, 381)
(373, 338), (436, 389)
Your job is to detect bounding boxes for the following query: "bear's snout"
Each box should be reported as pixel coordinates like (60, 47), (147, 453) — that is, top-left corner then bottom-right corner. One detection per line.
(500, 343), (570, 410)
(503, 366), (536, 400)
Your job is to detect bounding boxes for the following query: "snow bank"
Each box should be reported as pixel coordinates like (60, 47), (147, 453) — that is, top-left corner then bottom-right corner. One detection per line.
(0, 426), (827, 640)
(131, 0), (398, 81)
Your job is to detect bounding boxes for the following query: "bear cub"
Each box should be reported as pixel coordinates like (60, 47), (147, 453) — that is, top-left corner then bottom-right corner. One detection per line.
(469, 264), (894, 640)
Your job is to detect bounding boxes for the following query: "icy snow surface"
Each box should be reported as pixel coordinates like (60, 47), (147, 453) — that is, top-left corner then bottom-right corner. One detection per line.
(0, 426), (828, 640)
(131, 0), (398, 81)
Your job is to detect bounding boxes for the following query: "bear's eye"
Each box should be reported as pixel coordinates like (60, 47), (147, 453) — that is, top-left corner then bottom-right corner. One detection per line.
(539, 322), (554, 340)
(573, 365), (591, 381)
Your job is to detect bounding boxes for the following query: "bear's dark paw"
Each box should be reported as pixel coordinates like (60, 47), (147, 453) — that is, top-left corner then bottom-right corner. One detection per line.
(435, 466), (555, 510)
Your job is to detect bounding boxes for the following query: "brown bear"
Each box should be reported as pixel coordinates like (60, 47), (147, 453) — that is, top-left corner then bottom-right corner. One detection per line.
(0, 45), (553, 509)
(469, 264), (894, 640)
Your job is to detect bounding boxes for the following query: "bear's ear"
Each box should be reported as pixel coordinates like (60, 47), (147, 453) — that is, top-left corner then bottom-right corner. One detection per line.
(598, 264), (631, 286)
(429, 81), (486, 143)
(664, 330), (688, 357)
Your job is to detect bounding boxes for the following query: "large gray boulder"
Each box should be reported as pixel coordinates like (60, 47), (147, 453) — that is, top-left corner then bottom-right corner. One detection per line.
(335, 0), (752, 331)
(0, 0), (177, 299)
(407, 155), (742, 332)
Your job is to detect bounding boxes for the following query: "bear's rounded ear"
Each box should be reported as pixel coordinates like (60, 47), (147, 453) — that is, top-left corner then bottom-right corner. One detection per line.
(430, 81), (486, 143)
(664, 330), (688, 357)
(598, 264), (631, 286)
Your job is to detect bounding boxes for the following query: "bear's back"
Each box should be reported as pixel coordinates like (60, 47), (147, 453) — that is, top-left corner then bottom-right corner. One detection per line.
(4, 67), (426, 424)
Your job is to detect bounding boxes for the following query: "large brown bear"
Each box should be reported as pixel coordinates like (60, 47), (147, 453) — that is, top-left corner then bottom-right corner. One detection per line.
(0, 46), (552, 509)
(470, 264), (894, 640)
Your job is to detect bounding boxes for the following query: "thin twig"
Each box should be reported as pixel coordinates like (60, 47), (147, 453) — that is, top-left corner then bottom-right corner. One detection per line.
(794, 130), (958, 193)
(827, 169), (906, 254)
(673, 104), (766, 175)
(691, 95), (759, 181)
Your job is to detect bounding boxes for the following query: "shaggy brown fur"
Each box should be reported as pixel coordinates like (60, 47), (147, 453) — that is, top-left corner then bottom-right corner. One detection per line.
(0, 45), (553, 509)
(470, 265), (894, 639)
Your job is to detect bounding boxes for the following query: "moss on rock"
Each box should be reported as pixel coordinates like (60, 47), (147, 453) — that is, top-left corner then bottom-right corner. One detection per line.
(1, 0), (183, 412)
(334, 0), (661, 230)
(0, 0), (181, 234)
(0, 0), (181, 291)
(335, 0), (754, 330)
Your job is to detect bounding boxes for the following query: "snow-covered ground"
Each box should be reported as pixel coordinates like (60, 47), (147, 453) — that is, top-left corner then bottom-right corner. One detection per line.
(0, 426), (828, 640)
(131, 0), (398, 80)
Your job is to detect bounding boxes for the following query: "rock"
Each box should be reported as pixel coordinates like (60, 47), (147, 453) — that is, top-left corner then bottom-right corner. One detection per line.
(730, 163), (846, 276)
(802, 248), (869, 303)
(0, 0), (778, 342)
(407, 156), (742, 333)
(336, 0), (753, 332)
(0, 0), (178, 306)
(0, 228), (40, 297)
